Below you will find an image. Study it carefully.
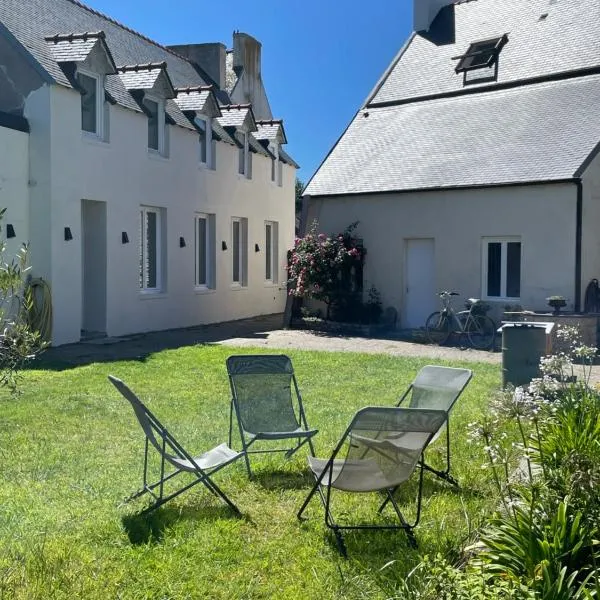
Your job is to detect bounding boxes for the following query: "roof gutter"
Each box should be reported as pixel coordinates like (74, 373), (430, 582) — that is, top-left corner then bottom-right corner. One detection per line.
(575, 178), (583, 312)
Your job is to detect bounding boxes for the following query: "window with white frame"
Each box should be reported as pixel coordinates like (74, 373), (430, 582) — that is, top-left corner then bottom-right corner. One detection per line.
(77, 70), (103, 136)
(139, 206), (164, 292)
(195, 213), (215, 288)
(232, 217), (248, 286)
(265, 221), (278, 283)
(143, 96), (165, 154)
(237, 131), (249, 176)
(195, 116), (212, 166)
(482, 237), (521, 299)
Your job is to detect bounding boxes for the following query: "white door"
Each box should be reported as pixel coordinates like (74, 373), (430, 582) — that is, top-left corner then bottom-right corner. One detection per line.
(405, 238), (436, 328)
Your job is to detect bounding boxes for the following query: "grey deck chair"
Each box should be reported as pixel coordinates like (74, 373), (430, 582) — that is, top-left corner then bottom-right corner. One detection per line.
(108, 375), (242, 516)
(396, 365), (472, 486)
(226, 355), (317, 478)
(298, 406), (447, 556)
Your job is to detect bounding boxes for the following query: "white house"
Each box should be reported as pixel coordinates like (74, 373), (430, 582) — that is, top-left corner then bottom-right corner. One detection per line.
(0, 0), (297, 346)
(304, 0), (600, 328)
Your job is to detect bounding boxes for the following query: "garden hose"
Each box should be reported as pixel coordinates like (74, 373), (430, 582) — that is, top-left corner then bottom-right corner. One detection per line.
(25, 277), (52, 342)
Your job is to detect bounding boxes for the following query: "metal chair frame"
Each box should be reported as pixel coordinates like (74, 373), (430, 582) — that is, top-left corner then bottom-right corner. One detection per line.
(109, 375), (242, 516)
(297, 406), (445, 557)
(227, 355), (317, 478)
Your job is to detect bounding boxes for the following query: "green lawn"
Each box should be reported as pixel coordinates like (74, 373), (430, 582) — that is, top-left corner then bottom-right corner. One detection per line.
(0, 345), (502, 599)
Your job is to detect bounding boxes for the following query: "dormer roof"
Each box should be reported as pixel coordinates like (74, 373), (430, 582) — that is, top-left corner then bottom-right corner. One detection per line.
(117, 62), (176, 99)
(255, 119), (287, 145)
(174, 86), (222, 118)
(44, 31), (117, 73)
(216, 104), (257, 132)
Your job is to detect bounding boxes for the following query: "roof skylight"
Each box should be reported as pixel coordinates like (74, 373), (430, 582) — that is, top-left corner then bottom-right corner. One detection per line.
(454, 35), (508, 73)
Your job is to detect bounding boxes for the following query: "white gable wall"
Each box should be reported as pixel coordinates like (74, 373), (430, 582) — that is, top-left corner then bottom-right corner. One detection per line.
(307, 183), (577, 326)
(23, 84), (294, 345)
(0, 124), (29, 260)
(581, 151), (600, 301)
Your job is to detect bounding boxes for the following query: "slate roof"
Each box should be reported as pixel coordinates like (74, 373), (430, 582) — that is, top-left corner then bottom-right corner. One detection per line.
(45, 31), (111, 65)
(0, 0), (211, 129)
(174, 87), (215, 112)
(370, 0), (600, 105)
(255, 120), (287, 144)
(306, 0), (600, 196)
(117, 63), (171, 93)
(304, 74), (600, 196)
(216, 105), (255, 130)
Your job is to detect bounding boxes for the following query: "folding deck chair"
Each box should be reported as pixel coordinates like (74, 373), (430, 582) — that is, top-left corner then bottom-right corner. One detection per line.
(226, 355), (318, 478)
(108, 375), (243, 516)
(297, 406), (447, 556)
(396, 365), (472, 486)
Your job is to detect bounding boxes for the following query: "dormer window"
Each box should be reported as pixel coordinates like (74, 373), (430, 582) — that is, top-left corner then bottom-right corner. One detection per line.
(195, 116), (212, 166)
(237, 131), (249, 177)
(143, 96), (165, 153)
(77, 70), (103, 135)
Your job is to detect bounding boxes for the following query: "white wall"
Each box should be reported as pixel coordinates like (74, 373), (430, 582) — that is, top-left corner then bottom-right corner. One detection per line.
(581, 152), (600, 303)
(308, 183), (578, 327)
(0, 124), (29, 260)
(24, 84), (295, 345)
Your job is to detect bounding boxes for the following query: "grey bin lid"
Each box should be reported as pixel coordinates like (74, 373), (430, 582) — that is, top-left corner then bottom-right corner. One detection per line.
(498, 321), (555, 335)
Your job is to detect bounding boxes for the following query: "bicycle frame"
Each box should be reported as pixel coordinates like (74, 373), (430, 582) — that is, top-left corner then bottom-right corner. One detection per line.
(439, 295), (473, 335)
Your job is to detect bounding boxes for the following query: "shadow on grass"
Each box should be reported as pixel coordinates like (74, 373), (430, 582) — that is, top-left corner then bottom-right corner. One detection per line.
(122, 503), (243, 545)
(26, 315), (285, 372)
(254, 469), (315, 490)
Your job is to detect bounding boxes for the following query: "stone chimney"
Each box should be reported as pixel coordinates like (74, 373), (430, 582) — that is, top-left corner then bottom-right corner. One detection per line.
(168, 43), (226, 89)
(413, 0), (455, 31)
(232, 32), (261, 79)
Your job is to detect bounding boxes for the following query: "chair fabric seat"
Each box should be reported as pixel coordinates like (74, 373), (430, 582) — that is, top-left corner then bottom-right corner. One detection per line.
(246, 427), (318, 441)
(171, 443), (240, 472)
(308, 456), (414, 492)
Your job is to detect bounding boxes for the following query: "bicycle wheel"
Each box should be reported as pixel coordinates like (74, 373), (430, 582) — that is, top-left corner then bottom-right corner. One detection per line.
(466, 315), (496, 350)
(425, 311), (451, 345)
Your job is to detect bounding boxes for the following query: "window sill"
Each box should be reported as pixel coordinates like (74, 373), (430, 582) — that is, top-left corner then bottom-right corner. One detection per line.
(82, 132), (108, 146)
(230, 283), (248, 290)
(139, 290), (167, 300)
(236, 173), (252, 182)
(148, 149), (169, 162)
(483, 296), (520, 303)
(263, 281), (280, 288)
(194, 286), (216, 295)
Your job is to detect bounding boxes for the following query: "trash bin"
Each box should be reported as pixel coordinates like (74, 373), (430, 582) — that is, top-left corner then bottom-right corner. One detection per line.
(500, 322), (554, 388)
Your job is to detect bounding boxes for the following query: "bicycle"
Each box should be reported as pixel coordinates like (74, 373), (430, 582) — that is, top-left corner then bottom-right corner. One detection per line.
(425, 291), (496, 350)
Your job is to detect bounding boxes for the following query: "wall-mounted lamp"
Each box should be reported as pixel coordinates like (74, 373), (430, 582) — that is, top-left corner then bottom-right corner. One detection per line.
(254, 243), (260, 253)
(221, 241), (228, 251)
(6, 224), (15, 239)
(179, 236), (186, 248)
(64, 227), (73, 241)
(121, 231), (129, 244)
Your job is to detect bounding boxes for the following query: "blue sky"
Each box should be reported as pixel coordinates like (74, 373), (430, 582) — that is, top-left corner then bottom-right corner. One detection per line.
(84, 0), (413, 182)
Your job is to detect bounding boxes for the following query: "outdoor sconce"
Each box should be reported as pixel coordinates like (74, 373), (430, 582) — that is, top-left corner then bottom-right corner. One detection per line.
(222, 241), (228, 251)
(254, 243), (260, 252)
(64, 227), (73, 241)
(179, 236), (186, 248)
(121, 231), (129, 244)
(6, 224), (15, 239)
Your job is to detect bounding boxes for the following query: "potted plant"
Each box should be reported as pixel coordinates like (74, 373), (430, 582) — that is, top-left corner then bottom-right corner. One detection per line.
(546, 295), (567, 315)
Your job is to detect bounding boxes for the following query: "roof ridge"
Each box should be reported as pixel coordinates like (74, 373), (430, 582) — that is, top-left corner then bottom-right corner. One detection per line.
(176, 85), (214, 93)
(118, 61), (167, 72)
(44, 31), (105, 42)
(221, 103), (252, 110)
(63, 0), (200, 67)
(256, 119), (283, 125)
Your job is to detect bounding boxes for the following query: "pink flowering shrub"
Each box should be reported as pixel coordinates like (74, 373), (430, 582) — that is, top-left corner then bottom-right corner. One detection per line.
(287, 221), (366, 320)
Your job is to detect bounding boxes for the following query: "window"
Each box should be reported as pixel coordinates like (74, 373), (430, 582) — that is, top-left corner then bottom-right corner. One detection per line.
(237, 131), (249, 177)
(77, 70), (103, 135)
(482, 237), (521, 299)
(195, 213), (215, 289)
(139, 206), (164, 291)
(144, 96), (165, 154)
(265, 221), (279, 283)
(232, 217), (248, 286)
(195, 116), (212, 166)
(454, 35), (508, 73)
